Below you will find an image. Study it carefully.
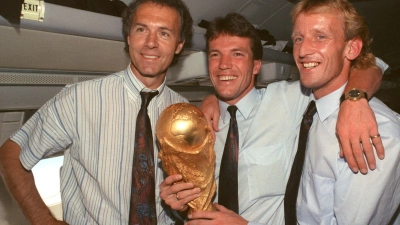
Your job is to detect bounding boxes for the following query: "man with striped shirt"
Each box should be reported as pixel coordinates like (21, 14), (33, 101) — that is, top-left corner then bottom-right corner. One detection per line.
(0, 0), (193, 224)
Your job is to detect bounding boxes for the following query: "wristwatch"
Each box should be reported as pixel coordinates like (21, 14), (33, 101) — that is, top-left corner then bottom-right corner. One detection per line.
(340, 88), (368, 104)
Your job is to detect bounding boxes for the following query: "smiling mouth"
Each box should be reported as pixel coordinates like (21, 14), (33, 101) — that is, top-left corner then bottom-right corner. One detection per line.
(142, 54), (159, 59)
(303, 62), (319, 69)
(219, 76), (236, 81)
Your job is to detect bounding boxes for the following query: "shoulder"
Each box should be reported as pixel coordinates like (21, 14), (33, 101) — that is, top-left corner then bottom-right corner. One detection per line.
(259, 80), (311, 108)
(38, 71), (125, 109)
(70, 70), (124, 89)
(265, 80), (311, 97)
(163, 86), (188, 103)
(57, 71), (124, 97)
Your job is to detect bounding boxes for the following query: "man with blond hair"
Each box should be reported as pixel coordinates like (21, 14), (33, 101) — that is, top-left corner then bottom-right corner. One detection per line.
(289, 0), (400, 224)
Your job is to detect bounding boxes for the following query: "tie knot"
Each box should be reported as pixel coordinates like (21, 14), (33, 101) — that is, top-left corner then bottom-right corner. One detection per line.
(305, 100), (317, 118)
(140, 91), (159, 108)
(302, 100), (317, 127)
(227, 105), (238, 118)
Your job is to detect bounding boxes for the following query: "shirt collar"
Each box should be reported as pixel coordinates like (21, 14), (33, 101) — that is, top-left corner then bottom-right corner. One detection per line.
(312, 82), (347, 122)
(124, 64), (166, 96)
(219, 87), (260, 124)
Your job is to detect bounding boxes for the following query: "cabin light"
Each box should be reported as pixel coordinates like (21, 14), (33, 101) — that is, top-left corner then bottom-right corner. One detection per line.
(21, 0), (45, 22)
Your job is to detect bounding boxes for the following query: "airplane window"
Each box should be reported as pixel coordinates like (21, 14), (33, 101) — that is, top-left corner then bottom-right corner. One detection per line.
(32, 155), (64, 219)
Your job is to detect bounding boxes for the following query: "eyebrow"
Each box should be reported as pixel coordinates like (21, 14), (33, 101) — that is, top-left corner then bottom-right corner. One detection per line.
(208, 49), (220, 53)
(208, 47), (247, 54)
(291, 31), (300, 39)
(133, 22), (174, 32)
(291, 27), (329, 37)
(231, 47), (245, 52)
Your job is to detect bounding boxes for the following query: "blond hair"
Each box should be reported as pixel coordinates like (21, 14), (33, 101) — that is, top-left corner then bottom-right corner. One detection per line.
(291, 0), (376, 70)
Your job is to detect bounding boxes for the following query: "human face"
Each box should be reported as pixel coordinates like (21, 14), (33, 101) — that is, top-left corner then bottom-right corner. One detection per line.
(127, 2), (184, 89)
(208, 35), (261, 105)
(292, 12), (351, 99)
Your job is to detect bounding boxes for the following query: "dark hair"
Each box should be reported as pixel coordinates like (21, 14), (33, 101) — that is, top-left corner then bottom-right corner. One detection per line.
(292, 0), (376, 70)
(205, 12), (263, 60)
(122, 0), (193, 65)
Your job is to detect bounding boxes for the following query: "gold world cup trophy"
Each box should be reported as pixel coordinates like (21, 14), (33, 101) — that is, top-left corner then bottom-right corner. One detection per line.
(156, 103), (216, 213)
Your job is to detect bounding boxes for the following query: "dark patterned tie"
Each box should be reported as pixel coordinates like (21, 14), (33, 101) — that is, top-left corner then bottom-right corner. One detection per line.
(218, 105), (239, 213)
(129, 90), (159, 225)
(284, 100), (317, 225)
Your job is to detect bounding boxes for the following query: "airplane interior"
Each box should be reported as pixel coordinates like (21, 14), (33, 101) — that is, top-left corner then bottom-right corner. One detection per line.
(0, 0), (399, 224)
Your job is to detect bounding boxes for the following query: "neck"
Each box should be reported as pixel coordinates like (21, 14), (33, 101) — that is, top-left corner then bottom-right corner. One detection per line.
(130, 64), (165, 89)
(313, 63), (350, 100)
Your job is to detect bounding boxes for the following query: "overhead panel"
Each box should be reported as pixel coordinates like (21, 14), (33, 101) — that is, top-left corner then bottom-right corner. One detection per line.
(0, 26), (129, 72)
(261, 4), (294, 44)
(183, 0), (248, 25)
(237, 0), (267, 26)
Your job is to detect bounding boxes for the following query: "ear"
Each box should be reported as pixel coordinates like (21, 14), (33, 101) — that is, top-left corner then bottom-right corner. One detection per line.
(345, 37), (362, 61)
(253, 59), (262, 75)
(127, 36), (131, 46)
(175, 40), (185, 54)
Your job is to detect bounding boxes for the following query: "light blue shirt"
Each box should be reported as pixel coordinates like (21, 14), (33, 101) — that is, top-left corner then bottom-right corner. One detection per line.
(376, 57), (389, 74)
(11, 65), (188, 225)
(214, 81), (311, 225)
(297, 83), (400, 225)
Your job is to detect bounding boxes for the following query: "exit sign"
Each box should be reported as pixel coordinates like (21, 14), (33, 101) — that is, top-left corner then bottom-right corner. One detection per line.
(21, 0), (45, 21)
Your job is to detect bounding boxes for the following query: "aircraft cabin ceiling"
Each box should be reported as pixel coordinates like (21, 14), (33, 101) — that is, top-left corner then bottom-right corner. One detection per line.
(0, 0), (399, 74)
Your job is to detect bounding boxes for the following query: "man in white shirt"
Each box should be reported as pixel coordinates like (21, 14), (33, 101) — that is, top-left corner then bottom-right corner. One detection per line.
(290, 0), (400, 224)
(0, 0), (193, 224)
(159, 12), (388, 225)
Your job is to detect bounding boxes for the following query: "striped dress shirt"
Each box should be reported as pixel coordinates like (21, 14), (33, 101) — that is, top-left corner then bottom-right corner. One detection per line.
(11, 65), (188, 225)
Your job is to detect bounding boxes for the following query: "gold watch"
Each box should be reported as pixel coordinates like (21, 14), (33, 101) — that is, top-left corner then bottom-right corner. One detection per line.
(340, 88), (368, 104)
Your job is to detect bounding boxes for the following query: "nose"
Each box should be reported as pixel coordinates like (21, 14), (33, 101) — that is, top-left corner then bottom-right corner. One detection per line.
(145, 31), (159, 49)
(296, 38), (314, 58)
(219, 55), (232, 70)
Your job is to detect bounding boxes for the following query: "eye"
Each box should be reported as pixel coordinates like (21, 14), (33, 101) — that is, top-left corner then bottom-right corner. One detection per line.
(160, 31), (170, 37)
(317, 35), (325, 40)
(233, 52), (244, 57)
(135, 27), (145, 32)
(208, 52), (219, 58)
(293, 37), (303, 43)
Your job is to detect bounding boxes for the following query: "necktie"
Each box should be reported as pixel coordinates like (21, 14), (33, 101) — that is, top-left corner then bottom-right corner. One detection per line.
(129, 90), (159, 225)
(218, 105), (239, 213)
(284, 100), (317, 225)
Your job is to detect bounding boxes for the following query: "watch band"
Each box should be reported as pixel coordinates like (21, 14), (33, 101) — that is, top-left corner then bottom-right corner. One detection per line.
(340, 88), (368, 104)
(340, 94), (345, 104)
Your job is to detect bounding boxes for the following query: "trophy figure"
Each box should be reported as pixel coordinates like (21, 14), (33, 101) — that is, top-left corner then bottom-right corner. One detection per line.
(156, 103), (216, 213)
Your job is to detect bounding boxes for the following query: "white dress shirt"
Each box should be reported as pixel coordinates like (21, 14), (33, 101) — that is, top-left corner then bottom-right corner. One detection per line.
(11, 65), (188, 225)
(297, 84), (400, 225)
(214, 81), (311, 225)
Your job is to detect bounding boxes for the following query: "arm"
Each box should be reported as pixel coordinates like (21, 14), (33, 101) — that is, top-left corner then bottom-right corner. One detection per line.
(345, 66), (382, 97)
(337, 67), (383, 174)
(0, 139), (67, 225)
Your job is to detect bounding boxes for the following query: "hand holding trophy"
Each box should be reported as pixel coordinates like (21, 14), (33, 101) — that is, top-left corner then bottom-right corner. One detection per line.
(156, 103), (216, 213)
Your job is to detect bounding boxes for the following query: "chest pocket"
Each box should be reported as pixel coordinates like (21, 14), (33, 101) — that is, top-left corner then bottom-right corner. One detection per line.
(298, 170), (335, 222)
(243, 143), (289, 200)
